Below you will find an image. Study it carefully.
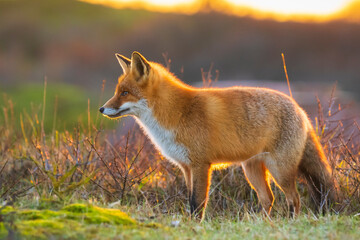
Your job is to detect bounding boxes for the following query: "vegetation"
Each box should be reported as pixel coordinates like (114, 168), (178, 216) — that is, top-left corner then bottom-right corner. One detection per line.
(0, 82), (118, 132)
(1, 204), (360, 239)
(0, 74), (360, 239)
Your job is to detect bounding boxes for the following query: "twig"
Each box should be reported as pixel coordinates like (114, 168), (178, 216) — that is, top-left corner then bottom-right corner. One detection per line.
(281, 53), (292, 98)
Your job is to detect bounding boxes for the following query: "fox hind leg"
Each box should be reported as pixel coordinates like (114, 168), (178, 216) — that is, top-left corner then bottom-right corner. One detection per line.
(276, 176), (300, 218)
(242, 160), (274, 215)
(264, 158), (300, 217)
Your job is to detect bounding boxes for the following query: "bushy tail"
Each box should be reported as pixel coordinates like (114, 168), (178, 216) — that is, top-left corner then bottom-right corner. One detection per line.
(298, 130), (339, 213)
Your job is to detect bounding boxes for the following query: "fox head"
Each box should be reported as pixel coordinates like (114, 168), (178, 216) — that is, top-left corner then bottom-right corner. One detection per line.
(99, 51), (152, 119)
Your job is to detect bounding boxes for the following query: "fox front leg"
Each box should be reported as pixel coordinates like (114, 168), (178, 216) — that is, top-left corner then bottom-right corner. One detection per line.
(189, 164), (211, 221)
(180, 164), (192, 193)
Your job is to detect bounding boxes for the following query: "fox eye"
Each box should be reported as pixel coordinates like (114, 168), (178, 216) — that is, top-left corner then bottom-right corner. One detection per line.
(121, 91), (129, 96)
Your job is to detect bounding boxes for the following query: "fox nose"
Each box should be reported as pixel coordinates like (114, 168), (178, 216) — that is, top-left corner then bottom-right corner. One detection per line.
(99, 107), (104, 113)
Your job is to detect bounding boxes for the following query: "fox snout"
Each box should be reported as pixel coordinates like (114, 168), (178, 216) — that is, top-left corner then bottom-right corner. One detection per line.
(99, 102), (134, 118)
(99, 95), (124, 118)
(99, 105), (122, 118)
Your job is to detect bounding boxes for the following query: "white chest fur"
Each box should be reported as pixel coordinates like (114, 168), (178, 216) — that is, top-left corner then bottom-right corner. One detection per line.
(132, 100), (190, 166)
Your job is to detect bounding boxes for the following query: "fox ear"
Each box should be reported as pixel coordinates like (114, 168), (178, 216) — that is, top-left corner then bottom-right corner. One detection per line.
(131, 51), (150, 79)
(115, 53), (131, 74)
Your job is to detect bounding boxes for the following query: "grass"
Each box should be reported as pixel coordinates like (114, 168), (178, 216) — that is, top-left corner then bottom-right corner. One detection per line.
(0, 82), (118, 132)
(1, 202), (359, 239)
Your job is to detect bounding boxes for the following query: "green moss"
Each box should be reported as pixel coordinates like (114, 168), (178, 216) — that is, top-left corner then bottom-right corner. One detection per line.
(62, 203), (91, 213)
(18, 209), (62, 220)
(1, 206), (15, 214)
(62, 204), (136, 225)
(0, 203), (139, 239)
(90, 205), (136, 225)
(17, 219), (76, 240)
(0, 222), (8, 239)
(37, 198), (63, 210)
(143, 222), (163, 228)
(21, 219), (65, 229)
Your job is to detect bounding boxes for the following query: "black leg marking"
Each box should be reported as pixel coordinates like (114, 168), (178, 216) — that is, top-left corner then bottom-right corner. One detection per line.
(289, 204), (295, 218)
(256, 205), (263, 213)
(190, 189), (197, 216)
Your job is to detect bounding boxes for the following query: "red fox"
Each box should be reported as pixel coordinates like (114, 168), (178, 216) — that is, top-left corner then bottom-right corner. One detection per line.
(100, 51), (337, 221)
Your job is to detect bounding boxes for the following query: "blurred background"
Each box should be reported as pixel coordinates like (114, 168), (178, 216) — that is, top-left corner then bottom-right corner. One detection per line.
(1, 0), (359, 130)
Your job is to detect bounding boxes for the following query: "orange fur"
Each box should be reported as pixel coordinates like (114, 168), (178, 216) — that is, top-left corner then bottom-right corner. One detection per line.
(100, 52), (337, 221)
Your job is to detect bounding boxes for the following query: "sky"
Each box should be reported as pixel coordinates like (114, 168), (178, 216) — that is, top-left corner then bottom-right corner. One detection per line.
(225, 0), (352, 15)
(82, 0), (355, 15)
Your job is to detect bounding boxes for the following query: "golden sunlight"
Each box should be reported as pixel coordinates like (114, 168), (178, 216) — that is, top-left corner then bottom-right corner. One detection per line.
(80, 0), (360, 22)
(117, 0), (194, 7)
(226, 0), (352, 15)
(211, 163), (231, 171)
(81, 0), (201, 13)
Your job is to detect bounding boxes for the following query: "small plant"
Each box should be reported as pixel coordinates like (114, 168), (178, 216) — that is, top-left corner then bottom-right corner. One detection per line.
(87, 131), (157, 203)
